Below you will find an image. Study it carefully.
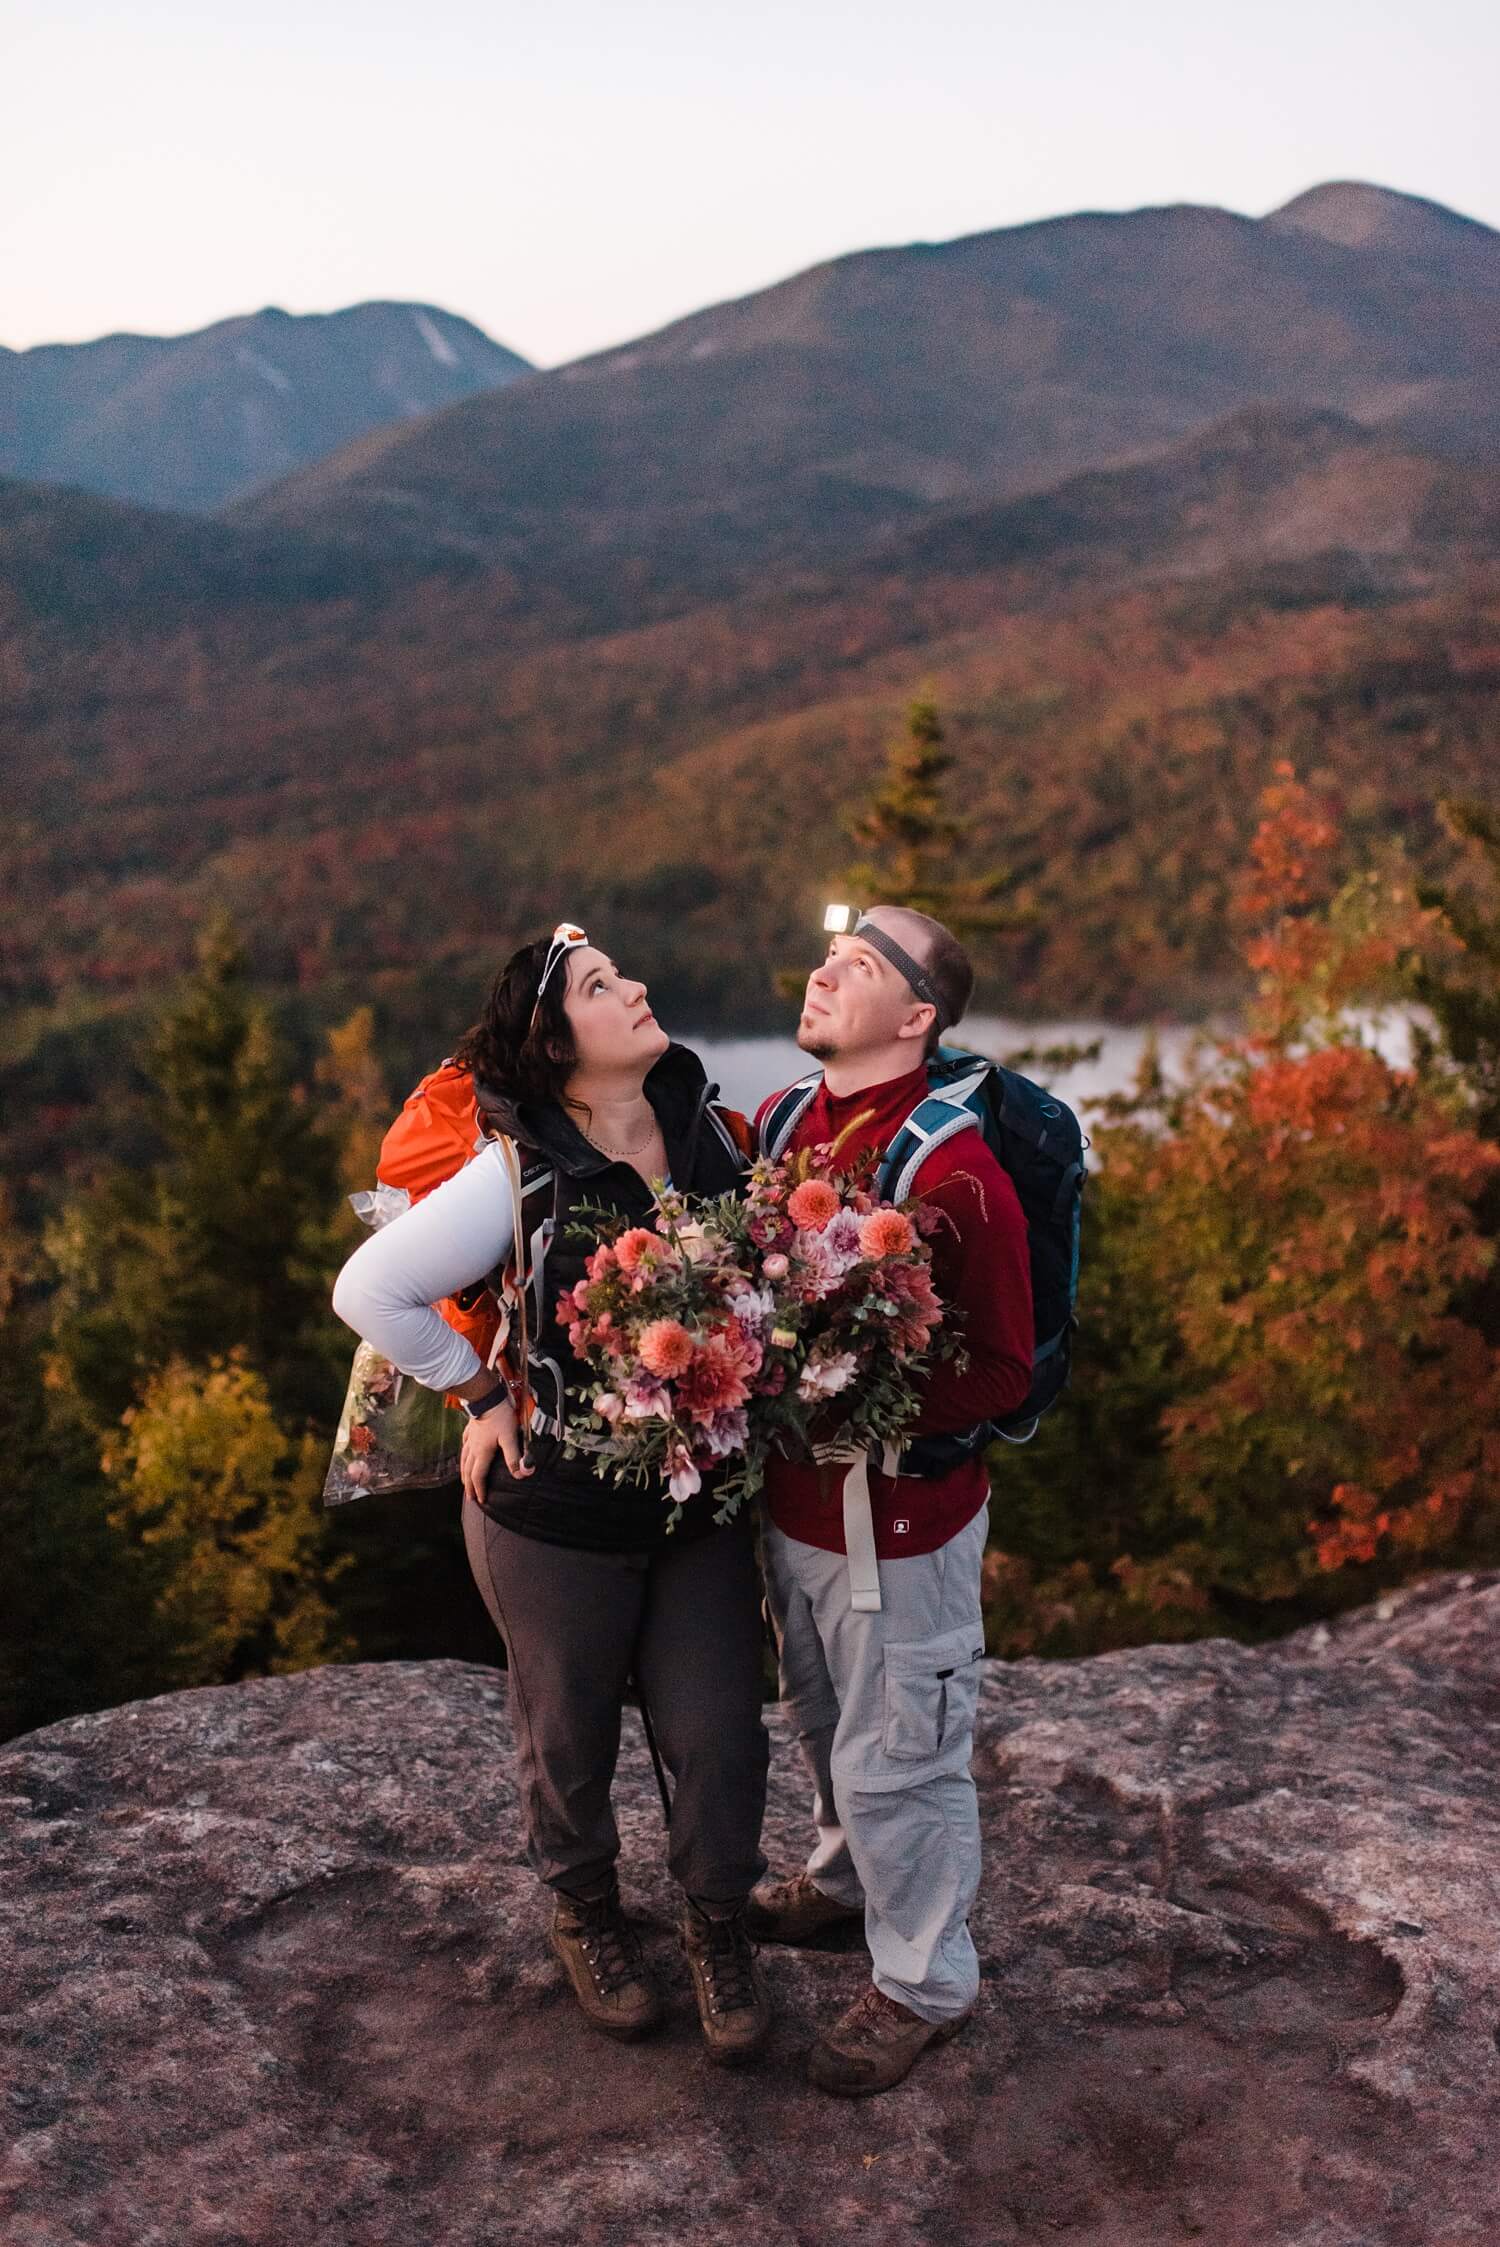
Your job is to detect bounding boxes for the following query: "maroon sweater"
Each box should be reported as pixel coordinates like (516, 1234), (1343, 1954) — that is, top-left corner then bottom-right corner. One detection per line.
(756, 1064), (1034, 1558)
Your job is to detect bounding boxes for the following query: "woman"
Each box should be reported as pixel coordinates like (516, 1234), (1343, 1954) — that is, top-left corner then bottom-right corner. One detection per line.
(332, 925), (772, 2063)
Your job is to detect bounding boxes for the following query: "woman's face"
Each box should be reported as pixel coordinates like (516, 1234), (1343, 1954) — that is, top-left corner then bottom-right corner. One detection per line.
(560, 946), (669, 1076)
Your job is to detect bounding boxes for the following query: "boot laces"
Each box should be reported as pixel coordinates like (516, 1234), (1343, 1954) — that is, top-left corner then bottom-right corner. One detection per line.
(572, 1899), (645, 1997)
(845, 1985), (907, 2048)
(696, 1910), (758, 2016)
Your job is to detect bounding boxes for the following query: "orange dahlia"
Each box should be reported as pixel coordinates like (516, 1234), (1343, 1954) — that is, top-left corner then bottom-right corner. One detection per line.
(787, 1179), (841, 1232)
(859, 1208), (915, 1259)
(638, 1318), (695, 1378)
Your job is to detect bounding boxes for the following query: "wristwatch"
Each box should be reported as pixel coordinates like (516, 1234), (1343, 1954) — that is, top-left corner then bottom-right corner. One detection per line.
(462, 1381), (510, 1422)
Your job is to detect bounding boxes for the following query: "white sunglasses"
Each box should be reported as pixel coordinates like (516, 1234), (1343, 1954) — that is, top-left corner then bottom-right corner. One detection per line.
(529, 922), (589, 1030)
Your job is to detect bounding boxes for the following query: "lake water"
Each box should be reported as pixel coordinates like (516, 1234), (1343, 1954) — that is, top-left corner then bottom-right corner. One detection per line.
(692, 1009), (1421, 1124)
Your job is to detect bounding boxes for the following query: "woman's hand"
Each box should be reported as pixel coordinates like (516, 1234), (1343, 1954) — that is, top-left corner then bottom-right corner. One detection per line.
(460, 1396), (531, 1505)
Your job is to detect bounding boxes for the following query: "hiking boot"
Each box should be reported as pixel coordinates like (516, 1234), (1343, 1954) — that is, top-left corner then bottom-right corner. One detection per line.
(746, 1869), (864, 1946)
(807, 1983), (970, 2097)
(680, 1899), (773, 2066)
(548, 1882), (664, 2041)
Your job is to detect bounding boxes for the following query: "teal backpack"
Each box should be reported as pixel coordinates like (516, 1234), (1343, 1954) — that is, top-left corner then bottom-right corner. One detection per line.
(759, 1048), (1086, 1469)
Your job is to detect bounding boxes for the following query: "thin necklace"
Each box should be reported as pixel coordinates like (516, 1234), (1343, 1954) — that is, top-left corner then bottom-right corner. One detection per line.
(580, 1108), (660, 1159)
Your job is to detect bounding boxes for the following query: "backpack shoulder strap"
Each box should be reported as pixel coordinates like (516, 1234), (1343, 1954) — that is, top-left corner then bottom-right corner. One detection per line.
(878, 1059), (992, 1203)
(489, 1138), (558, 1429)
(759, 1071), (822, 1158)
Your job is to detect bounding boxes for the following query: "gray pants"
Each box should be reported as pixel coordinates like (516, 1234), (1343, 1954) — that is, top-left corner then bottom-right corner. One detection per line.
(762, 1504), (989, 2023)
(463, 1503), (770, 1904)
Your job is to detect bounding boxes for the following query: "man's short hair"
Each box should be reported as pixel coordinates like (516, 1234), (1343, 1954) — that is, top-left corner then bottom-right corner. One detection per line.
(875, 907), (974, 1056)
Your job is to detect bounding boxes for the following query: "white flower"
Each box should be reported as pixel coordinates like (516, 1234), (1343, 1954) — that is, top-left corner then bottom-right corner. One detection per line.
(675, 1219), (714, 1265)
(823, 1208), (864, 1266)
(668, 1455), (702, 1504)
(797, 1351), (858, 1401)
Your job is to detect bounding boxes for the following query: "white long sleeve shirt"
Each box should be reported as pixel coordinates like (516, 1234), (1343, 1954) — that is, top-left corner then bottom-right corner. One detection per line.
(331, 1140), (517, 1392)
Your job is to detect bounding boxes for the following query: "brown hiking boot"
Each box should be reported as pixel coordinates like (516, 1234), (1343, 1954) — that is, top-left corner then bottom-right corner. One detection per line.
(807, 1983), (970, 2097)
(548, 1882), (664, 2041)
(745, 1870), (864, 1946)
(680, 1900), (773, 2066)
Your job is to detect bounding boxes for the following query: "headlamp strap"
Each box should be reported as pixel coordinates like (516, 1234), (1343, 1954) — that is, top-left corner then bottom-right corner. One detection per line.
(853, 914), (948, 1028)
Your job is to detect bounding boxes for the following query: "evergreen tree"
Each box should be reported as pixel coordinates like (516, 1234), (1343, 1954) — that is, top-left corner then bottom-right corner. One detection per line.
(777, 696), (1035, 1003)
(1408, 798), (1500, 1138)
(841, 698), (1032, 940)
(0, 1209), (167, 1740)
(1399, 797), (1500, 1341)
(46, 915), (345, 1431)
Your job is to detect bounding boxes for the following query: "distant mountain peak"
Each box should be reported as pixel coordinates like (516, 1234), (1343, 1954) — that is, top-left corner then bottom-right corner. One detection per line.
(0, 302), (534, 514)
(1264, 180), (1496, 253)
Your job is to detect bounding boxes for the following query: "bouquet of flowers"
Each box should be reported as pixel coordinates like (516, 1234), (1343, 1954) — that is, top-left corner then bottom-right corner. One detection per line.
(561, 1126), (955, 1523)
(323, 1183), (463, 1505)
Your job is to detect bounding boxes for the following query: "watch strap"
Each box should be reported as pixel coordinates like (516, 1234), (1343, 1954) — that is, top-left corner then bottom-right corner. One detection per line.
(463, 1380), (511, 1422)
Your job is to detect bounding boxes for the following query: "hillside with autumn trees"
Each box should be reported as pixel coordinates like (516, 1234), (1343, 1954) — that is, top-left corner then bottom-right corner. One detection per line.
(3, 398), (1499, 1194)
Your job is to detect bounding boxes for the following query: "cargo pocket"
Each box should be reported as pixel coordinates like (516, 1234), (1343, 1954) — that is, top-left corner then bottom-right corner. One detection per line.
(881, 1624), (986, 1762)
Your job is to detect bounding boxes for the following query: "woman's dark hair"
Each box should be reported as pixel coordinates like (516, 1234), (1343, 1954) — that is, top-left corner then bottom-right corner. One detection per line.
(452, 937), (580, 1117)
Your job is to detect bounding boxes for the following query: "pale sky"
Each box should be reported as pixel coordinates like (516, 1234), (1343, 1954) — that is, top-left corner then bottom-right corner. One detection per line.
(4, 0), (1495, 367)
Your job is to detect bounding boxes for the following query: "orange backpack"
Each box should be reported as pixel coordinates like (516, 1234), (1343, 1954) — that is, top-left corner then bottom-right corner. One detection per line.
(378, 1062), (506, 1386)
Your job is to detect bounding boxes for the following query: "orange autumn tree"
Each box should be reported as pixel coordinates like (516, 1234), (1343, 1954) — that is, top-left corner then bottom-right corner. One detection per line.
(1100, 764), (1500, 1609)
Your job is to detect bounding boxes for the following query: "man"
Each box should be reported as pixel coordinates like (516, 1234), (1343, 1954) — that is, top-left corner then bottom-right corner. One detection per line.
(749, 906), (1034, 2096)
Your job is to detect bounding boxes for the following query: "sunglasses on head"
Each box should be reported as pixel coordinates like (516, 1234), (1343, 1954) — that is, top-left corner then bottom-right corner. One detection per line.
(528, 922), (589, 1033)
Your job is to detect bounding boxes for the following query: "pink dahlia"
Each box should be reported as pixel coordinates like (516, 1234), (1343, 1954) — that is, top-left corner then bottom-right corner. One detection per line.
(787, 1179), (841, 1232)
(638, 1318), (695, 1379)
(677, 1321), (761, 1420)
(860, 1208), (915, 1259)
(613, 1228), (660, 1273)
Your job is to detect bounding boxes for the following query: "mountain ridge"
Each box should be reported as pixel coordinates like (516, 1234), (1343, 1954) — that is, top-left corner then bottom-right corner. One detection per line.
(233, 184), (1500, 599)
(0, 301), (531, 513)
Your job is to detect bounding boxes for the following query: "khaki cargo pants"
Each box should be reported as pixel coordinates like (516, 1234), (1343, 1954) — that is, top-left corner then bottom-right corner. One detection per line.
(761, 1502), (988, 2022)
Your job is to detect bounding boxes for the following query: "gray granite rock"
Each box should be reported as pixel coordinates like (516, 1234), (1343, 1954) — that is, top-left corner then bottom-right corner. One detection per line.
(4, 1569), (1500, 2246)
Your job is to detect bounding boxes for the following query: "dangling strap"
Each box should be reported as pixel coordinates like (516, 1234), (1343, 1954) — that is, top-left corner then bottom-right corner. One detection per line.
(813, 1438), (902, 1612)
(494, 1135), (534, 1430)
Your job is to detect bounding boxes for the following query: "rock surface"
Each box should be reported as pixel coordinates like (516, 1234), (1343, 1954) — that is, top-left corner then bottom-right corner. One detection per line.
(4, 1572), (1500, 2247)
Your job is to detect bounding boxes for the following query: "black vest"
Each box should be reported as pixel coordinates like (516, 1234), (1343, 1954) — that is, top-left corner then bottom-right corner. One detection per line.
(478, 1043), (748, 1553)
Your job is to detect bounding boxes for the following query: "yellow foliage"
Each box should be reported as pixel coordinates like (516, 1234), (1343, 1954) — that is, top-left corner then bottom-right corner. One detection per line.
(109, 1354), (350, 1687)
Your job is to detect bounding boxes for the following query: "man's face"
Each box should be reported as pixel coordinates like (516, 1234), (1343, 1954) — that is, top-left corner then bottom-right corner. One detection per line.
(797, 915), (933, 1062)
